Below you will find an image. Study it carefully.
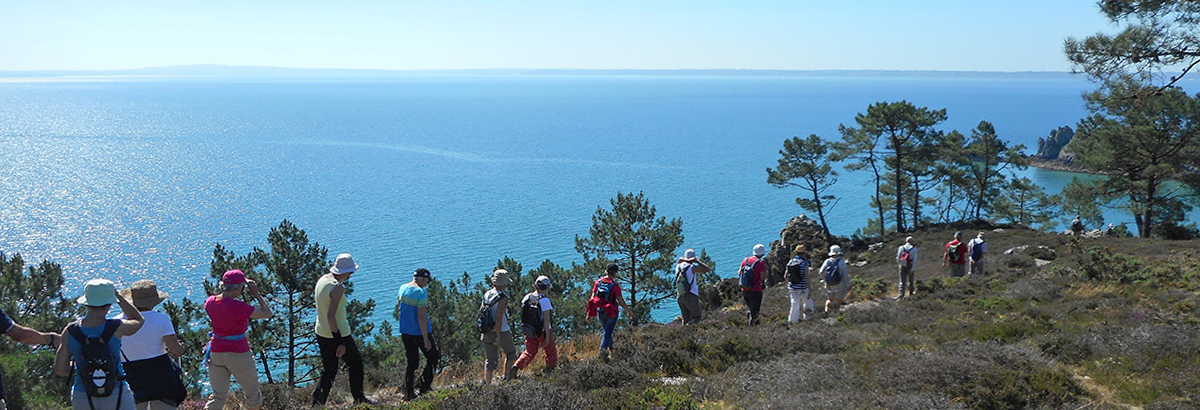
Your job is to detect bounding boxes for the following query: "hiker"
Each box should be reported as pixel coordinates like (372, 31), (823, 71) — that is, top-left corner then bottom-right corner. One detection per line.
(784, 244), (812, 323)
(511, 275), (557, 376)
(479, 269), (516, 384)
(1, 302), (62, 410)
(1104, 223), (1116, 236)
(896, 237), (918, 298)
(941, 231), (968, 278)
(967, 232), (988, 276)
(312, 253), (373, 406)
(675, 249), (711, 325)
(117, 280), (186, 410)
(53, 279), (145, 410)
(202, 270), (273, 410)
(738, 244), (768, 325)
(820, 245), (851, 313)
(397, 268), (441, 401)
(586, 263), (629, 358)
(1071, 216), (1084, 235)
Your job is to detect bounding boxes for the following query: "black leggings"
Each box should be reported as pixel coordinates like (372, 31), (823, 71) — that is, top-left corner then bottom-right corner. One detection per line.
(402, 334), (441, 397)
(312, 335), (366, 404)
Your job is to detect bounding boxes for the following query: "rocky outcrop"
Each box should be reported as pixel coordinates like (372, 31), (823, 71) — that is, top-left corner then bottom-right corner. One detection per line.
(1036, 126), (1075, 160)
(763, 214), (830, 286)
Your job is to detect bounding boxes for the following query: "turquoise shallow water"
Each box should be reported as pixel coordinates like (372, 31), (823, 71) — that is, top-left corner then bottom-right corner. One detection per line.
(0, 74), (1190, 323)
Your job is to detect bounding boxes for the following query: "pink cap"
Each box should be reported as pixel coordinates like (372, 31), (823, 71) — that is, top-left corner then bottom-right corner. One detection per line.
(222, 270), (247, 285)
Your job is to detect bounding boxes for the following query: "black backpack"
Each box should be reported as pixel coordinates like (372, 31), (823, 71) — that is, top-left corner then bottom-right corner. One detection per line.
(69, 319), (124, 407)
(520, 292), (546, 338)
(476, 291), (505, 334)
(739, 258), (762, 288)
(786, 256), (809, 285)
(595, 279), (617, 302)
(948, 242), (963, 262)
(822, 259), (843, 286)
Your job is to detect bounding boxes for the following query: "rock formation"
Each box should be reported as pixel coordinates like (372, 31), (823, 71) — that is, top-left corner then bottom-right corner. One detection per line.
(1036, 126), (1075, 161)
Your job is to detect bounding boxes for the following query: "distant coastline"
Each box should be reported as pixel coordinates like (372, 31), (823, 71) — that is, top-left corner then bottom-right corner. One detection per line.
(0, 64), (1084, 80)
(1027, 156), (1097, 175)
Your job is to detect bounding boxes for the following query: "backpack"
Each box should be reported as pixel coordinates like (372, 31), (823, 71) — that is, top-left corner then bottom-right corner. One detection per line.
(675, 263), (695, 295)
(739, 258), (762, 288)
(68, 319), (124, 405)
(823, 259), (843, 286)
(947, 242), (963, 262)
(899, 246), (913, 268)
(476, 291), (504, 334)
(520, 293), (546, 338)
(786, 256), (809, 286)
(971, 240), (985, 261)
(595, 279), (617, 303)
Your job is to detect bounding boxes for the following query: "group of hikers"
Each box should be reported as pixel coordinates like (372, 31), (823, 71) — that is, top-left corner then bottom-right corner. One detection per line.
(0, 231), (993, 410)
(732, 230), (989, 326)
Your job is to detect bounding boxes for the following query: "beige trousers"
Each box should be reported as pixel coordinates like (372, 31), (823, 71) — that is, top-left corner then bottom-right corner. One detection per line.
(206, 351), (262, 410)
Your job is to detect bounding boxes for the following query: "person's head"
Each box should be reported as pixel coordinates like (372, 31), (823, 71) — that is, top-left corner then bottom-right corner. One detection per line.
(221, 270), (247, 296)
(330, 253), (358, 280)
(535, 275), (552, 293)
(977, 231), (986, 239)
(77, 279), (118, 314)
(793, 244), (807, 256)
(905, 236), (915, 245)
(753, 244), (766, 257)
(491, 269), (512, 290)
(605, 262), (619, 277)
(954, 231), (962, 240)
(120, 279), (168, 312)
(413, 268), (432, 287)
(828, 245), (844, 258)
(683, 249), (696, 260)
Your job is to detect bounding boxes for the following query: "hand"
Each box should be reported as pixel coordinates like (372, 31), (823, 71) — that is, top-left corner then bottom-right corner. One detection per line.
(424, 338), (432, 351)
(247, 280), (260, 297)
(336, 345), (346, 357)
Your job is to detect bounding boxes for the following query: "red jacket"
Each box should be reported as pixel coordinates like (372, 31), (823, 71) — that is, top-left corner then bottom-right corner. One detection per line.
(587, 277), (621, 318)
(945, 240), (967, 265)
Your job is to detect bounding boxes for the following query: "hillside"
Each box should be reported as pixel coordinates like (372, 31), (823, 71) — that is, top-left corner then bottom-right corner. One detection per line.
(235, 221), (1200, 410)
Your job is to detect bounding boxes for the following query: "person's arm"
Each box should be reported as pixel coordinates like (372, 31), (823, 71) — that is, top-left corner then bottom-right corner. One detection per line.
(417, 305), (431, 350)
(247, 280), (274, 319)
(163, 334), (185, 357)
(53, 325), (72, 376)
(542, 308), (554, 343)
(114, 290), (145, 337)
(691, 260), (711, 274)
(492, 296), (507, 344)
(4, 323), (58, 347)
(941, 244), (949, 267)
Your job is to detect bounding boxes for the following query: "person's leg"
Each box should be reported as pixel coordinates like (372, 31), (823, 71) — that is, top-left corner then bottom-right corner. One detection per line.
(402, 334), (422, 399)
(499, 331), (517, 374)
(312, 335), (340, 404)
(480, 332), (500, 382)
(341, 336), (367, 402)
(788, 289), (801, 323)
(543, 335), (558, 369)
(746, 291), (763, 324)
(897, 266), (906, 296)
(600, 314), (617, 350)
(204, 353), (232, 410)
(514, 336), (541, 371)
(226, 351), (262, 410)
(683, 293), (702, 324)
(0, 398), (6, 410)
(146, 400), (178, 410)
(419, 338), (441, 394)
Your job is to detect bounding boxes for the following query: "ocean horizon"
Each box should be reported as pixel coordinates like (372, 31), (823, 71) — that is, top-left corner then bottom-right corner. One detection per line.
(1, 73), (1194, 324)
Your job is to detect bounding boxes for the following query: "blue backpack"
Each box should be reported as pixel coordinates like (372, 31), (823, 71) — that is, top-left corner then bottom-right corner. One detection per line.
(823, 259), (843, 286)
(739, 257), (762, 288)
(971, 240), (985, 261)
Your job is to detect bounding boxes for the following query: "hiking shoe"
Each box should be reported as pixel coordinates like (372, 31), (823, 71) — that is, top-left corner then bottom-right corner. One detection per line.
(354, 398), (375, 406)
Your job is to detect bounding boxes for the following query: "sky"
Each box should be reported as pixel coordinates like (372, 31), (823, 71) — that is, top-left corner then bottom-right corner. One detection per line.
(0, 0), (1117, 72)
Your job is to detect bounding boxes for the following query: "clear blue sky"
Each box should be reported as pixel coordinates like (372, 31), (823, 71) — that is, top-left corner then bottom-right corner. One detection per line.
(0, 0), (1115, 72)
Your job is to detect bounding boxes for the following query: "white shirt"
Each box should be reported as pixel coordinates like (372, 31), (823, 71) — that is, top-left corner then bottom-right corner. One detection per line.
(897, 244), (918, 266)
(676, 262), (699, 295)
(116, 310), (176, 362)
(968, 238), (988, 260)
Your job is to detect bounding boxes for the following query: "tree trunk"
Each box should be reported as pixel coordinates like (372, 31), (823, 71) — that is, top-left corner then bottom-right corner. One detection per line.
(287, 291), (296, 387)
(870, 159), (886, 238)
(893, 143), (906, 233)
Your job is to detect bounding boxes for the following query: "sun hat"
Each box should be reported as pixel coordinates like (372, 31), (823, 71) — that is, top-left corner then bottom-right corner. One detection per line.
(77, 279), (118, 307)
(119, 279), (169, 310)
(684, 249), (696, 259)
(828, 245), (844, 257)
(492, 269), (512, 286)
(414, 268), (432, 279)
(535, 275), (552, 289)
(330, 253), (358, 275)
(753, 244), (766, 257)
(606, 263), (619, 274)
(222, 270), (247, 285)
(794, 244), (807, 254)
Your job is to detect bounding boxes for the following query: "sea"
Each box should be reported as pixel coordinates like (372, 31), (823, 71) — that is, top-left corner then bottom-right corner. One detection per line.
(1, 72), (1194, 324)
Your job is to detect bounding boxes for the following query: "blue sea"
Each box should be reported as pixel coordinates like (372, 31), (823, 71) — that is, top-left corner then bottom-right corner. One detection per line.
(0, 73), (1188, 323)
